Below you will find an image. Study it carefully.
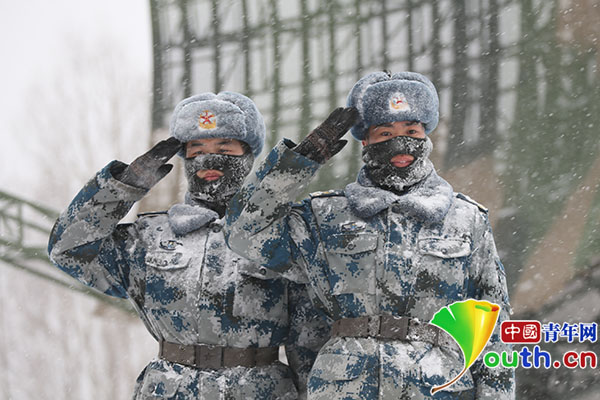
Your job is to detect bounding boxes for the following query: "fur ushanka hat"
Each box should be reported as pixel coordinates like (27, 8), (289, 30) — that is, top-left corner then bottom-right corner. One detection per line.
(346, 71), (439, 140)
(170, 91), (266, 157)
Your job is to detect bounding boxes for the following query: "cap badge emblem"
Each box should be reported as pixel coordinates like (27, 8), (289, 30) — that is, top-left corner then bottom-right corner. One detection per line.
(390, 93), (411, 112)
(198, 110), (217, 129)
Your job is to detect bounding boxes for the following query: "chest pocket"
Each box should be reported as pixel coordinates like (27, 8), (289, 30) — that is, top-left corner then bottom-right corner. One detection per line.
(232, 261), (288, 322)
(415, 236), (472, 299)
(323, 232), (378, 295)
(137, 364), (182, 398)
(144, 250), (193, 321)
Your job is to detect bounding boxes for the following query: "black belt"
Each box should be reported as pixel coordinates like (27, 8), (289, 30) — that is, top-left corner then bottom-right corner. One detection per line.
(331, 316), (456, 349)
(159, 340), (279, 369)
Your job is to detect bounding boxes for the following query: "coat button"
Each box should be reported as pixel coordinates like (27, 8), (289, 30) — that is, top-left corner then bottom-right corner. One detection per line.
(209, 223), (222, 233)
(347, 243), (356, 250)
(391, 205), (402, 213)
(259, 267), (267, 275)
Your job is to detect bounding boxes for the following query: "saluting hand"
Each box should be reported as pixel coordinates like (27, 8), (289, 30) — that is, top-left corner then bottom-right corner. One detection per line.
(294, 107), (359, 164)
(118, 137), (182, 189)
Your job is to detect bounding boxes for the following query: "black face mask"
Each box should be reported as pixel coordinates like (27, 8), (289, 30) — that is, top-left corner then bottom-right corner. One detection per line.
(184, 152), (254, 212)
(362, 135), (433, 192)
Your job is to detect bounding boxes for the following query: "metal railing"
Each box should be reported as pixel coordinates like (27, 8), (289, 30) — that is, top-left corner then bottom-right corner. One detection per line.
(0, 190), (135, 314)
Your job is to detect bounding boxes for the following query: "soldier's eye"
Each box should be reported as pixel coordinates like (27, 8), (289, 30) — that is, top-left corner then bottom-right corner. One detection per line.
(190, 149), (206, 157)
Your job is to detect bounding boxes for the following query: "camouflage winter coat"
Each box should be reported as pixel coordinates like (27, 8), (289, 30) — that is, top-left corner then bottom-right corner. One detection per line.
(224, 140), (515, 399)
(47, 161), (328, 400)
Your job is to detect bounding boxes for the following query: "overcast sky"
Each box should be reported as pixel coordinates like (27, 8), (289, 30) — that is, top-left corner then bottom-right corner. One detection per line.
(0, 0), (151, 198)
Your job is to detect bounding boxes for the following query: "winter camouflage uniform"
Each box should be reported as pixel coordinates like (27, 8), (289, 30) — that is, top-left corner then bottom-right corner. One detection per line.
(48, 161), (328, 399)
(224, 140), (515, 399)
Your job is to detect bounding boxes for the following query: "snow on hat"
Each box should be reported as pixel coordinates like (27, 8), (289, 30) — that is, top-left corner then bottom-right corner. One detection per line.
(170, 91), (266, 157)
(346, 71), (439, 140)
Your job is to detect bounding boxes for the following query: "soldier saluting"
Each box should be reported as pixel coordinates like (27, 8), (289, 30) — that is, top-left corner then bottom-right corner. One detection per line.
(225, 72), (514, 399)
(48, 92), (327, 399)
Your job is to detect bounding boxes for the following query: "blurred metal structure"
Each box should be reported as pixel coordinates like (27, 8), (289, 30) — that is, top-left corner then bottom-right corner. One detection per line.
(0, 190), (56, 270)
(0, 190), (134, 313)
(148, 0), (518, 174)
(515, 258), (600, 399)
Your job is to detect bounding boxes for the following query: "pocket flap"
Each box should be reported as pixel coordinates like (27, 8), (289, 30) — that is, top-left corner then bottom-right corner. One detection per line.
(237, 260), (281, 280)
(145, 251), (191, 270)
(311, 353), (367, 381)
(324, 233), (378, 254)
(418, 238), (472, 258)
(139, 365), (182, 397)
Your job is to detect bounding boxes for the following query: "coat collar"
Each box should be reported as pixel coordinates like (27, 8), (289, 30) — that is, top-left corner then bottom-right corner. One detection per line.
(345, 167), (454, 222)
(167, 203), (219, 236)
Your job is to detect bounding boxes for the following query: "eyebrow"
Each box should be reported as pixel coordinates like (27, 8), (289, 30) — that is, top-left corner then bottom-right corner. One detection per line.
(188, 139), (234, 147)
(372, 123), (394, 132)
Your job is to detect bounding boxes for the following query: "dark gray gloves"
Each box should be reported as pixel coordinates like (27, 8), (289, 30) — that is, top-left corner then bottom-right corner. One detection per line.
(117, 137), (182, 189)
(294, 107), (359, 164)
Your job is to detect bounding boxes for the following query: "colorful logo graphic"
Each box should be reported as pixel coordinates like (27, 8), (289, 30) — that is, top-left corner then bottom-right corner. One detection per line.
(389, 93), (411, 111)
(198, 110), (216, 129)
(429, 299), (500, 394)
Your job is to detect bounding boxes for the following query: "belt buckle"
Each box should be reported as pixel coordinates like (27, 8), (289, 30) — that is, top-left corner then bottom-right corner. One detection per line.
(196, 346), (223, 369)
(224, 347), (255, 368)
(163, 342), (195, 366)
(255, 347), (276, 366)
(379, 316), (409, 340)
(348, 316), (370, 337)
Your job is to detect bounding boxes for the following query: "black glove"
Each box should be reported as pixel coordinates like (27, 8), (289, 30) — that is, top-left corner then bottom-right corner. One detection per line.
(117, 137), (182, 189)
(294, 107), (359, 164)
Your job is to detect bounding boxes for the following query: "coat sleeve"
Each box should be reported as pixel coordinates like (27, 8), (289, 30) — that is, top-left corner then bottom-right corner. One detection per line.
(224, 139), (322, 274)
(285, 280), (331, 399)
(225, 139), (348, 318)
(47, 161), (148, 299)
(468, 212), (515, 399)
